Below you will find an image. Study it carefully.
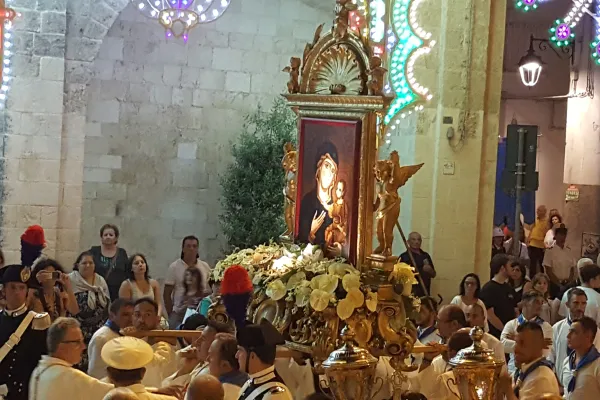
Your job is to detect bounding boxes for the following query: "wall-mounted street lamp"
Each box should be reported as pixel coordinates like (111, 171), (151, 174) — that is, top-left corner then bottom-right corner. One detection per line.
(518, 35), (574, 87)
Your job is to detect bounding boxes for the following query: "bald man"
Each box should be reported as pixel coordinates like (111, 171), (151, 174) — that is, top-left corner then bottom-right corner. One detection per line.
(399, 231), (436, 296)
(103, 388), (138, 400)
(186, 375), (224, 400)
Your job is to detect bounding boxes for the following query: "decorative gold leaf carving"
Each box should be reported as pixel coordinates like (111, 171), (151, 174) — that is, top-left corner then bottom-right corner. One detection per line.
(310, 45), (364, 95)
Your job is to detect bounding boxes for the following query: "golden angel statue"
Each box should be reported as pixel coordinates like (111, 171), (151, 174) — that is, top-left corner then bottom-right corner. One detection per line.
(334, 0), (357, 40)
(373, 151), (423, 256)
(281, 143), (297, 239)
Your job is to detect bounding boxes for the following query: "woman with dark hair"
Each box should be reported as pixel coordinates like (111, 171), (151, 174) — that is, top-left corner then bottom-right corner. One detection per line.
(509, 259), (530, 304)
(450, 273), (489, 331)
(88, 223), (129, 300)
(544, 212), (563, 249)
(68, 251), (110, 371)
(28, 258), (79, 320)
(119, 253), (164, 318)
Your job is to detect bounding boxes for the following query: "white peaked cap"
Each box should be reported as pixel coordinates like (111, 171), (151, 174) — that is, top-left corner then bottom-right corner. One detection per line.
(101, 336), (154, 370)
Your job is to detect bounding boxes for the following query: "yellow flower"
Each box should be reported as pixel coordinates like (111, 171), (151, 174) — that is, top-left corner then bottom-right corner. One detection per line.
(346, 288), (365, 309)
(310, 289), (331, 311)
(295, 286), (312, 307)
(286, 271), (307, 291)
(389, 262), (418, 285)
(310, 274), (338, 294)
(266, 279), (287, 301)
(342, 274), (361, 291)
(366, 290), (378, 312)
(336, 298), (355, 320)
(328, 262), (359, 277)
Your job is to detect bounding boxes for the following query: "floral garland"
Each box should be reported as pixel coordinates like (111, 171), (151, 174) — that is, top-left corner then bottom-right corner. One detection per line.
(214, 243), (383, 320)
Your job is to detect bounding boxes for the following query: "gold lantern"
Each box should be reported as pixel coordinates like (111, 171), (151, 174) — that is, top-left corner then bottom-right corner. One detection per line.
(321, 326), (383, 400)
(447, 326), (504, 400)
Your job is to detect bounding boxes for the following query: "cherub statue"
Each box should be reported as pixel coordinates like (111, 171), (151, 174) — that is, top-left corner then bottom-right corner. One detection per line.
(282, 57), (301, 94)
(281, 143), (297, 239)
(334, 0), (358, 40)
(368, 56), (387, 96)
(373, 151), (423, 256)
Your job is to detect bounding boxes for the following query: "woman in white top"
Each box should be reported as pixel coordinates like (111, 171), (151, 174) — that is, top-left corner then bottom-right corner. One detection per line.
(119, 253), (164, 317)
(450, 273), (489, 332)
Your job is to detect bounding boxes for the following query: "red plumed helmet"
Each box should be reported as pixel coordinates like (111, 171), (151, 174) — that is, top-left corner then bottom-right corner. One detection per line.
(220, 265), (253, 295)
(21, 225), (46, 246)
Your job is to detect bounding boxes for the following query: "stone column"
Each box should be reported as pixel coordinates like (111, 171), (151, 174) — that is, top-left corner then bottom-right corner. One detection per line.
(408, 0), (506, 299)
(1, 0), (68, 264)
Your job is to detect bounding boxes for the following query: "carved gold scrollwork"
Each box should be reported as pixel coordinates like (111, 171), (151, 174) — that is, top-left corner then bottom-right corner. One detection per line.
(207, 296), (229, 324)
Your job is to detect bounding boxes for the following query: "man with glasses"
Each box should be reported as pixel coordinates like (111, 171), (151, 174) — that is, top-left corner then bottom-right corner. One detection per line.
(29, 317), (113, 400)
(0, 264), (50, 400)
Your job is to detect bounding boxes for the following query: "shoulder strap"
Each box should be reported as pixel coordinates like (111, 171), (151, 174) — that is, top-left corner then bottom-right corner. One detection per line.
(0, 311), (36, 363)
(246, 382), (287, 400)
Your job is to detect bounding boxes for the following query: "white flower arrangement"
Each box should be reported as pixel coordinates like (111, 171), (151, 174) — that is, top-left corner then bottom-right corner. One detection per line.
(213, 242), (380, 320)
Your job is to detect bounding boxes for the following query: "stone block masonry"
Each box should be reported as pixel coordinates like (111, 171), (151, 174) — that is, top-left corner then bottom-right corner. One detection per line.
(1, 0), (304, 270)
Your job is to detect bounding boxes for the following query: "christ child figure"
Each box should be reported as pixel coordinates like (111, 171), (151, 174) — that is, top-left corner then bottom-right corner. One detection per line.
(325, 180), (348, 248)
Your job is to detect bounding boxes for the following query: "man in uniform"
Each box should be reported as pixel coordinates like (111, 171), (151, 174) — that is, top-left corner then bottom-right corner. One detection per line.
(235, 319), (292, 400)
(0, 264), (50, 399)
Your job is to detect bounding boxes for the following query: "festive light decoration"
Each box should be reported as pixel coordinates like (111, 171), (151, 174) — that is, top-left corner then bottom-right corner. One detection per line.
(369, 0), (386, 43)
(384, 0), (434, 127)
(515, 0), (539, 13)
(591, 1), (600, 65)
(548, 0), (591, 47)
(133, 0), (231, 41)
(0, 0), (16, 109)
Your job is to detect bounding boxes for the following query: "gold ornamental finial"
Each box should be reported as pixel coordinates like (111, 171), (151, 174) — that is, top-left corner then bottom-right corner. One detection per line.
(334, 0), (358, 40)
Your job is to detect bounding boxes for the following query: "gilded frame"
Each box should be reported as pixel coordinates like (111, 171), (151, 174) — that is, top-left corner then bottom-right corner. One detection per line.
(284, 94), (389, 268)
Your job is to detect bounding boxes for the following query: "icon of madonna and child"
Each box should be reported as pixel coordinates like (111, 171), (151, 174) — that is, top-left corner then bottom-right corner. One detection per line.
(296, 120), (361, 261)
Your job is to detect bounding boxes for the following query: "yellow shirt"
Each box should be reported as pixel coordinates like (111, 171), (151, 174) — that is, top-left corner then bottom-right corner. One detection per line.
(529, 218), (548, 249)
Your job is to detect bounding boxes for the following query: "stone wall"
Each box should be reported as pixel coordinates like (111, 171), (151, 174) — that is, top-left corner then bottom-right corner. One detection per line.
(79, 1), (328, 275)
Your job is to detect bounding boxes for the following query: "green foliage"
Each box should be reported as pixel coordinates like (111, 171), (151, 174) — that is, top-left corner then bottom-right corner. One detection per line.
(219, 98), (297, 251)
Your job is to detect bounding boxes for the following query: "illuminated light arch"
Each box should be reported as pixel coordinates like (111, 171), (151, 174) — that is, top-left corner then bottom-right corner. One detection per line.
(384, 0), (434, 127)
(0, 0), (16, 109)
(591, 1), (600, 64)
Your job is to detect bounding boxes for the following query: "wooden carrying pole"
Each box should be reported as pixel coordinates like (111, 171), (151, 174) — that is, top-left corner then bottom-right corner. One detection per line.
(140, 330), (444, 355)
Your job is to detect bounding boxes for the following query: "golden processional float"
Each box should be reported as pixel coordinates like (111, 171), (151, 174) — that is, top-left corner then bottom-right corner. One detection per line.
(203, 1), (504, 399)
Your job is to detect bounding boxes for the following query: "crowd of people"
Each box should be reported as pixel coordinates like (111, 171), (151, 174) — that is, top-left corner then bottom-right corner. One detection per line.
(0, 224), (295, 400)
(0, 209), (599, 400)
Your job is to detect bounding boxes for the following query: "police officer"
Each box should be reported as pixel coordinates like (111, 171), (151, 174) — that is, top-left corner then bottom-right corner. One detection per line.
(236, 319), (292, 400)
(0, 265), (50, 400)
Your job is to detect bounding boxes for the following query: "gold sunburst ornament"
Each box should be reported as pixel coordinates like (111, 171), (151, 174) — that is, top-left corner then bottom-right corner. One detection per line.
(311, 45), (364, 95)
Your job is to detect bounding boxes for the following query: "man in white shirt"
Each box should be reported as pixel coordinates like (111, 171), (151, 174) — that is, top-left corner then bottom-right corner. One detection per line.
(102, 337), (177, 399)
(29, 317), (114, 400)
(88, 299), (135, 379)
(164, 235), (212, 328)
(560, 316), (600, 399)
(415, 296), (442, 345)
(559, 264), (600, 321)
(127, 298), (177, 388)
(408, 305), (467, 398)
(543, 226), (576, 298)
(497, 322), (559, 400)
(501, 291), (553, 374)
(465, 303), (505, 364)
(549, 287), (600, 379)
